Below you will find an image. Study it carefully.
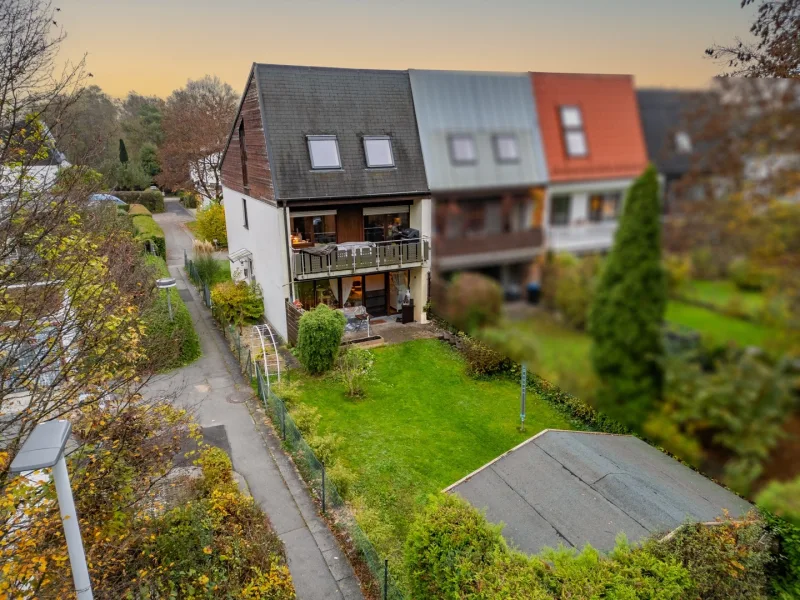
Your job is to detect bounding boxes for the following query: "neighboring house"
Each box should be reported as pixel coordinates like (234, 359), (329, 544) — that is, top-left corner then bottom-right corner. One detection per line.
(531, 73), (649, 254)
(409, 70), (549, 298)
(1, 120), (70, 195)
(447, 429), (752, 556)
(220, 64), (431, 340)
(637, 89), (710, 212)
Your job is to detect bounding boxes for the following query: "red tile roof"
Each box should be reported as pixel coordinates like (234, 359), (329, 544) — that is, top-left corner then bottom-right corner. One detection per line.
(531, 73), (649, 183)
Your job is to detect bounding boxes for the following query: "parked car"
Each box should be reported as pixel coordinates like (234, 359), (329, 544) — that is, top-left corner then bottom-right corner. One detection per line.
(88, 193), (125, 206)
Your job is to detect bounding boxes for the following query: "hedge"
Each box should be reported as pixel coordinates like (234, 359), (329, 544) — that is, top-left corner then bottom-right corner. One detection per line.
(142, 255), (201, 369)
(112, 190), (165, 213)
(128, 203), (151, 216)
(132, 214), (166, 260)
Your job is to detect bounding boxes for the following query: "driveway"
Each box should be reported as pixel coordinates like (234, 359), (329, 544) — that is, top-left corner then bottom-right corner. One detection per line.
(147, 198), (363, 600)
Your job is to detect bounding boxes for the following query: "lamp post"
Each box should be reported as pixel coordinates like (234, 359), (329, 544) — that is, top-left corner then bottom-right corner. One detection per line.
(156, 277), (177, 322)
(10, 420), (93, 600)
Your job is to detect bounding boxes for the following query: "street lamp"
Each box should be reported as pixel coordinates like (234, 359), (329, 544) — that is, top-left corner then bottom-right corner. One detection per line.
(156, 277), (177, 322)
(10, 420), (93, 600)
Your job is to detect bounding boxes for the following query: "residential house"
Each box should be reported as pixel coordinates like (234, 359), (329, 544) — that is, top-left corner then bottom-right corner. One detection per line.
(447, 429), (752, 555)
(409, 70), (549, 298)
(637, 88), (709, 212)
(220, 64), (431, 340)
(531, 73), (649, 254)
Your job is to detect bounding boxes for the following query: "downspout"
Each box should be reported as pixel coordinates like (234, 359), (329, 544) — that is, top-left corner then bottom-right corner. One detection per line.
(282, 200), (294, 302)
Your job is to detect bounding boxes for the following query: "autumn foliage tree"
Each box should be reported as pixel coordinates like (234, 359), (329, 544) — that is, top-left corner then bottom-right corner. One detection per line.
(157, 76), (238, 199)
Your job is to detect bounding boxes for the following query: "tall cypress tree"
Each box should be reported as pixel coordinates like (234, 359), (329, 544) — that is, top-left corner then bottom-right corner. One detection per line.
(588, 165), (666, 428)
(118, 138), (129, 164)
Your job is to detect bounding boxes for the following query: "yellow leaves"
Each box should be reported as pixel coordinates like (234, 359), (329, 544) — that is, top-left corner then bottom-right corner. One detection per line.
(203, 546), (212, 555)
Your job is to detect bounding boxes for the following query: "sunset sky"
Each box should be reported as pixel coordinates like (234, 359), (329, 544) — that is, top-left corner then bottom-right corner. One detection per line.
(58, 0), (756, 99)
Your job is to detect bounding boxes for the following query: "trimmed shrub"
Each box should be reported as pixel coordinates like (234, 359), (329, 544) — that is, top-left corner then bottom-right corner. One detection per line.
(113, 189), (165, 213)
(306, 433), (340, 464)
(127, 203), (151, 216)
(296, 304), (346, 374)
(645, 519), (772, 600)
(271, 379), (303, 407)
(445, 272), (503, 334)
(763, 511), (800, 598)
(729, 256), (766, 291)
(196, 446), (235, 494)
(589, 165), (667, 428)
(196, 201), (227, 247)
(210, 280), (264, 330)
(289, 404), (320, 436)
(404, 493), (505, 599)
(141, 255), (201, 370)
(132, 214), (166, 260)
(178, 190), (200, 208)
(459, 334), (512, 377)
(327, 463), (357, 500)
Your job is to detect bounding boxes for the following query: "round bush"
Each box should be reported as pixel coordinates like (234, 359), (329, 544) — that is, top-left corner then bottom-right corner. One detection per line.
(729, 256), (766, 291)
(296, 304), (346, 374)
(445, 272), (503, 334)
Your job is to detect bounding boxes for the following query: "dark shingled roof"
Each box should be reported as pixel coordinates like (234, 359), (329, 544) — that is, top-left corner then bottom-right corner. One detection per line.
(636, 89), (709, 178)
(255, 64), (429, 200)
(447, 430), (752, 555)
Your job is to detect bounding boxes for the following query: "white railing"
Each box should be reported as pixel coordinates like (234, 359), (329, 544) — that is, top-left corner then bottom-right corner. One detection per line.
(292, 237), (430, 279)
(547, 222), (618, 253)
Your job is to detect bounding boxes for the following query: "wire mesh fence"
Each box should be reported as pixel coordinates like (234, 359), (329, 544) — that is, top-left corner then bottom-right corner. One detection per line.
(254, 362), (405, 600)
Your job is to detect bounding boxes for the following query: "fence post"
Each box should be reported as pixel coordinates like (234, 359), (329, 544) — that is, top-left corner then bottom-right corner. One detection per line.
(321, 461), (326, 514)
(384, 559), (388, 600)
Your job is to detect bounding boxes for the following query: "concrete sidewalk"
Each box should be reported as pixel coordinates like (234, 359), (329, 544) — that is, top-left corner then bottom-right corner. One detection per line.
(149, 201), (364, 600)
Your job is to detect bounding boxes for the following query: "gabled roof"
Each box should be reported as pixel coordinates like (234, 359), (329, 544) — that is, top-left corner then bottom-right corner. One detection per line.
(531, 73), (649, 183)
(446, 429), (752, 555)
(408, 69), (549, 192)
(253, 64), (429, 201)
(636, 88), (710, 177)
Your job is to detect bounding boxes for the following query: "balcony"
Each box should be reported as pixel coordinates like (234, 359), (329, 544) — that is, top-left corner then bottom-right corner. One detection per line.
(434, 228), (543, 270)
(547, 222), (618, 254)
(293, 238), (430, 280)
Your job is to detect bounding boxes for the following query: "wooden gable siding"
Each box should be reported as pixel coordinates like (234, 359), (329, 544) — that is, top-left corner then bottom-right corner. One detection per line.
(221, 76), (274, 201)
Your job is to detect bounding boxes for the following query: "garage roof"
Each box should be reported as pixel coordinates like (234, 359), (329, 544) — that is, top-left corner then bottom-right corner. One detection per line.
(446, 429), (752, 555)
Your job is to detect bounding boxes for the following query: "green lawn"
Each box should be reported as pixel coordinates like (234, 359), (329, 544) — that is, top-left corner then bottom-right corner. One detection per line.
(293, 339), (573, 569)
(211, 259), (231, 285)
(185, 220), (197, 235)
(666, 301), (775, 348)
(680, 280), (765, 316)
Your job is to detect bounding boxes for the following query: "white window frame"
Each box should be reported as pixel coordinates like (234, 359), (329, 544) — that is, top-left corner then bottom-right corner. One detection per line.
(448, 134), (478, 165)
(674, 131), (693, 154)
(307, 135), (342, 170)
(559, 105), (588, 158)
(493, 134), (520, 164)
(363, 135), (395, 168)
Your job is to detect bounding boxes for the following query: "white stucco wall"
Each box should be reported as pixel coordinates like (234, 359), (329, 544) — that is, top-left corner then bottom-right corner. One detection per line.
(544, 178), (636, 254)
(409, 197), (432, 323)
(222, 186), (290, 339)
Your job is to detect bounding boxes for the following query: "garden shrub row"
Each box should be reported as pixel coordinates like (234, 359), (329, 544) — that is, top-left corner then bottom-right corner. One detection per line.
(112, 189), (165, 213)
(141, 255), (201, 369)
(405, 493), (776, 600)
(132, 214), (166, 260)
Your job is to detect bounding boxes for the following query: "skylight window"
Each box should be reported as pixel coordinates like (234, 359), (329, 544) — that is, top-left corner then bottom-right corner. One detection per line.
(449, 134), (477, 165)
(559, 106), (588, 158)
(364, 136), (394, 168)
(307, 135), (341, 170)
(674, 131), (693, 154)
(493, 134), (520, 163)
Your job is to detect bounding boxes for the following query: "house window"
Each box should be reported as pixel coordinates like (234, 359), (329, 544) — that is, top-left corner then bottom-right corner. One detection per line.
(589, 192), (621, 222)
(363, 136), (394, 168)
(291, 210), (337, 246)
(493, 134), (520, 163)
(238, 120), (249, 188)
(242, 198), (249, 230)
(550, 195), (571, 226)
(559, 106), (588, 157)
(674, 131), (693, 154)
(307, 135), (341, 170)
(363, 207), (410, 242)
(449, 134), (477, 165)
